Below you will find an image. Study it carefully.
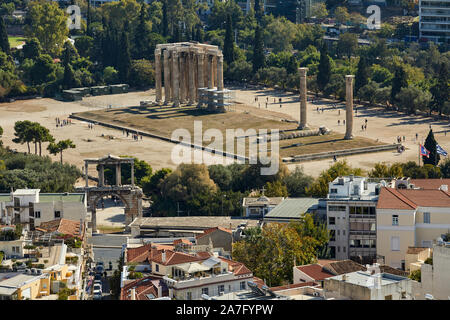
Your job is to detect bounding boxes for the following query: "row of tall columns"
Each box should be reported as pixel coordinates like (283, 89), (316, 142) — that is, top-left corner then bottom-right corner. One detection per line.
(83, 162), (131, 188)
(154, 46), (223, 107)
(298, 68), (354, 140)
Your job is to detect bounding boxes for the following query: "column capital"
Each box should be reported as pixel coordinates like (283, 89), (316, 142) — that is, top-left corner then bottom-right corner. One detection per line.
(298, 67), (308, 76)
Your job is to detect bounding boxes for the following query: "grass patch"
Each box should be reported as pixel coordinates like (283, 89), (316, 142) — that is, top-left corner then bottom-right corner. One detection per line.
(8, 36), (26, 48)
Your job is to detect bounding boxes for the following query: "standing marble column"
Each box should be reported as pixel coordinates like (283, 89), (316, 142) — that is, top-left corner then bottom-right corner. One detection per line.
(189, 52), (196, 105)
(184, 53), (189, 104)
(163, 49), (171, 104)
(155, 49), (162, 104)
(213, 55), (218, 88)
(84, 162), (89, 188)
(345, 75), (355, 140)
(115, 164), (121, 186)
(298, 67), (309, 129)
(197, 51), (204, 88)
(208, 55), (214, 89)
(172, 50), (180, 107)
(217, 54), (224, 91)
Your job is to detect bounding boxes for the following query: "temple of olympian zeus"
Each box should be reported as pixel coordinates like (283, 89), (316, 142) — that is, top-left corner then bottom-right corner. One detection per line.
(297, 67), (354, 139)
(154, 42), (233, 111)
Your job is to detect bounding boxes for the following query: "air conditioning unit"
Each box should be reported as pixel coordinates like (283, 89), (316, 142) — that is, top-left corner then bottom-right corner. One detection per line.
(36, 269), (42, 275)
(219, 291), (224, 296)
(313, 292), (320, 297)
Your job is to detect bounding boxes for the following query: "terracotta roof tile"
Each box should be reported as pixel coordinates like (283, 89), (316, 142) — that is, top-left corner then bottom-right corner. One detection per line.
(120, 276), (167, 300)
(38, 218), (83, 238)
(173, 238), (193, 246)
(322, 260), (366, 275)
(295, 264), (333, 281)
(410, 179), (450, 190)
(376, 187), (417, 210)
(196, 227), (232, 240)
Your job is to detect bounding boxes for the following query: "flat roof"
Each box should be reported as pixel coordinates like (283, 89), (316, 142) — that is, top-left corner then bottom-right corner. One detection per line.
(328, 271), (408, 287)
(264, 198), (319, 219)
(131, 217), (259, 230)
(39, 194), (85, 203)
(0, 273), (41, 288)
(0, 193), (85, 203)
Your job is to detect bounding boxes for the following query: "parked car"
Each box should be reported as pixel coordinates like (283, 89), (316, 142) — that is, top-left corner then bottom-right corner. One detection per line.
(94, 280), (102, 286)
(94, 274), (102, 281)
(93, 284), (102, 295)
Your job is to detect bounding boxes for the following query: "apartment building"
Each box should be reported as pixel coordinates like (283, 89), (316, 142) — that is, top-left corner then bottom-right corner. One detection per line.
(123, 244), (253, 300)
(419, 0), (450, 44)
(326, 176), (382, 263)
(0, 189), (87, 228)
(376, 187), (450, 269)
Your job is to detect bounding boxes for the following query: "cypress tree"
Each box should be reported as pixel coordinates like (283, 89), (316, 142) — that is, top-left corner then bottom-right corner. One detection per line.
(252, 25), (265, 73)
(172, 24), (181, 43)
(286, 55), (298, 75)
(254, 0), (262, 20)
(87, 0), (91, 37)
(223, 14), (235, 65)
(430, 62), (449, 115)
(391, 66), (407, 103)
(134, 4), (148, 60)
(196, 27), (204, 43)
(317, 44), (331, 92)
(117, 32), (131, 83)
(62, 43), (76, 89)
(191, 26), (196, 42)
(0, 16), (11, 55)
(355, 56), (369, 95)
(162, 0), (168, 37)
(423, 129), (440, 166)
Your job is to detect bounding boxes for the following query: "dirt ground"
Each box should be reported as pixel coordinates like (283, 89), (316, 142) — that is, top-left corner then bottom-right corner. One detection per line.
(0, 87), (449, 178)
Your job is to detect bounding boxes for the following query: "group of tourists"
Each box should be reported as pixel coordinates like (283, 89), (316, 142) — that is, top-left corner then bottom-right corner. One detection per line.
(56, 117), (72, 128)
(123, 129), (142, 141)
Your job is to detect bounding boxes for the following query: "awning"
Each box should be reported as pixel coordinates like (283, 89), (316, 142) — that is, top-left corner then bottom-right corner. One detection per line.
(176, 262), (210, 273)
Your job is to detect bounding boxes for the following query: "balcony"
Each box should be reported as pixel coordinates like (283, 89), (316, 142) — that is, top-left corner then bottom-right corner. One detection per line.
(163, 272), (237, 290)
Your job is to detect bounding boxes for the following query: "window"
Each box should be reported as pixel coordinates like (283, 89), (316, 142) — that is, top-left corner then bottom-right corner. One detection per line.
(337, 246), (340, 252)
(391, 236), (400, 251)
(186, 292), (192, 300)
(240, 281), (246, 290)
(328, 217), (335, 225)
(329, 206), (346, 212)
(218, 285), (225, 293)
(329, 246), (336, 258)
(54, 211), (61, 218)
(343, 246), (346, 253)
(337, 230), (340, 236)
(330, 189), (338, 194)
(201, 288), (209, 295)
(392, 215), (399, 226)
(423, 212), (430, 224)
(330, 230), (336, 241)
(35, 211), (41, 218)
(343, 230), (346, 236)
(155, 264), (159, 272)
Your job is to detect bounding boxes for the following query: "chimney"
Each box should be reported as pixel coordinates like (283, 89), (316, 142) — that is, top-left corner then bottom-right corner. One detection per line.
(440, 185), (448, 192)
(161, 250), (166, 263)
(157, 283), (162, 298)
(131, 287), (136, 300)
(376, 274), (382, 288)
(342, 274), (347, 282)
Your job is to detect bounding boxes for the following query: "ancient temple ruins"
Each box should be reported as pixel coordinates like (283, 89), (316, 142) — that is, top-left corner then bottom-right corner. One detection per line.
(297, 67), (354, 139)
(154, 42), (233, 111)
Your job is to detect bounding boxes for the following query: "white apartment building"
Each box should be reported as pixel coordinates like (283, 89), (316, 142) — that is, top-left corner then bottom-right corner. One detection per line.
(419, 0), (450, 44)
(0, 189), (87, 228)
(376, 187), (450, 269)
(326, 176), (383, 263)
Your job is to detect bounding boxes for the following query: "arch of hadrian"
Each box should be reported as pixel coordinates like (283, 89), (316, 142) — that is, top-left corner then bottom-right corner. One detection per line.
(154, 42), (232, 111)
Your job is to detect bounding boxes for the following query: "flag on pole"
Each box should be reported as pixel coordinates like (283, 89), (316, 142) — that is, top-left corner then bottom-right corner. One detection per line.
(420, 144), (430, 158)
(436, 144), (448, 157)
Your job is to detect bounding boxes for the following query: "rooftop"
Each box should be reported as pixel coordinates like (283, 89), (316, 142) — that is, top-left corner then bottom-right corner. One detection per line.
(328, 271), (408, 288)
(36, 218), (83, 238)
(411, 179), (450, 190)
(264, 198), (319, 220)
(295, 264), (334, 281)
(242, 196), (284, 207)
(0, 193), (85, 203)
(195, 226), (232, 240)
(377, 187), (450, 209)
(130, 216), (259, 230)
